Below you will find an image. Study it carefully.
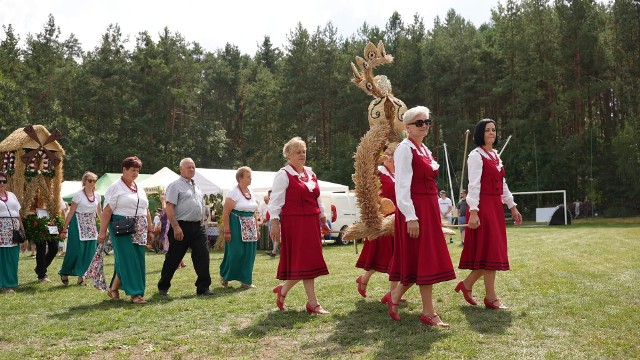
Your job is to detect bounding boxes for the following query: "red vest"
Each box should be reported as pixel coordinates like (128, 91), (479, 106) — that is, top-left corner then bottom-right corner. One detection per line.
(280, 170), (321, 216)
(409, 147), (439, 195)
(479, 155), (505, 196)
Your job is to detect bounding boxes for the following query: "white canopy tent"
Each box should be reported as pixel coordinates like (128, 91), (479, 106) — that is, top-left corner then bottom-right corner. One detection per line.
(61, 180), (83, 202)
(136, 167), (181, 193)
(193, 168), (348, 196)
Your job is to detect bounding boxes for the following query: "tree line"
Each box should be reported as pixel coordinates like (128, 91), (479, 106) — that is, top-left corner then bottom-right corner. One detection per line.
(1, 0), (638, 217)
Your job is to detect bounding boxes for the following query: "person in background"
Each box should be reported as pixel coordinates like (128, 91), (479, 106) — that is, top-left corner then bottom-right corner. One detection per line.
(98, 156), (154, 304)
(354, 143), (402, 300)
(385, 106), (456, 327)
(157, 158), (212, 296)
(219, 166), (259, 288)
(270, 137), (331, 314)
(261, 192), (278, 257)
(0, 172), (25, 293)
(34, 207), (61, 283)
(456, 119), (522, 310)
(457, 190), (468, 246)
(57, 198), (70, 256)
(438, 190), (454, 244)
(59, 171), (102, 286)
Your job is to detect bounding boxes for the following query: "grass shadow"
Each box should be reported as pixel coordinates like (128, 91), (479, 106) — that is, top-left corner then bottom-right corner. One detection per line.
(316, 300), (451, 359)
(232, 308), (315, 339)
(460, 305), (513, 334)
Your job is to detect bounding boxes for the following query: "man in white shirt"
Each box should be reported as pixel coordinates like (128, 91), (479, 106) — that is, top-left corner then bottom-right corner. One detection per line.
(438, 190), (453, 244)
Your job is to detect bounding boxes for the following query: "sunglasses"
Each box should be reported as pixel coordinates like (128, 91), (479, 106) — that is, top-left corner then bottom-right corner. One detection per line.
(0, 180), (6, 184)
(407, 119), (432, 127)
(86, 179), (97, 183)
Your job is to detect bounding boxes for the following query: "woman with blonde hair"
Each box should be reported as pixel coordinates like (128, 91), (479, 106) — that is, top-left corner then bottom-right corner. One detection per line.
(270, 137), (331, 314)
(59, 171), (102, 285)
(98, 156), (154, 304)
(219, 166), (259, 288)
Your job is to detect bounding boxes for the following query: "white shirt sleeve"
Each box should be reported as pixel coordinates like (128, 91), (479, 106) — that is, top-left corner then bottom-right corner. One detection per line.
(394, 142), (418, 221)
(466, 150), (482, 211)
(268, 170), (289, 220)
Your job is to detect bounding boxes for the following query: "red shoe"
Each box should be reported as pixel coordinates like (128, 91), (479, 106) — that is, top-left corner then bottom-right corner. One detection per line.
(273, 285), (286, 310)
(306, 302), (330, 315)
(455, 281), (477, 306)
(355, 275), (367, 298)
(484, 297), (508, 310)
(381, 292), (400, 321)
(420, 313), (449, 327)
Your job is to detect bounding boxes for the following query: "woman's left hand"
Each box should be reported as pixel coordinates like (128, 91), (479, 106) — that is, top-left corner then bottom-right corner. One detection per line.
(511, 206), (523, 225)
(320, 222), (330, 236)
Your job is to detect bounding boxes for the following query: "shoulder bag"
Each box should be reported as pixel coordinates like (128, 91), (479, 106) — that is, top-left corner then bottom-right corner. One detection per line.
(4, 200), (25, 244)
(112, 191), (139, 236)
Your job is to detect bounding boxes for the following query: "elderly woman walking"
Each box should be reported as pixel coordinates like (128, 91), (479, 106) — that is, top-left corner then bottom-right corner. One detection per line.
(270, 137), (331, 314)
(219, 166), (259, 289)
(59, 171), (102, 286)
(98, 156), (154, 304)
(384, 106), (456, 327)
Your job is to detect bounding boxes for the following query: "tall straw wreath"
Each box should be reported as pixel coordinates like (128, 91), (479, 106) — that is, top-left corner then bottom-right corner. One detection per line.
(343, 41), (407, 241)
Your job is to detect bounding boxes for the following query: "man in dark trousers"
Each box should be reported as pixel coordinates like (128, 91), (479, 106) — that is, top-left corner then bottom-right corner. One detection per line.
(157, 158), (213, 296)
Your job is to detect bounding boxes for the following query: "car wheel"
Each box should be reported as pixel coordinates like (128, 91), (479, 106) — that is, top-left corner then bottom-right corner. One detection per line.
(335, 225), (350, 245)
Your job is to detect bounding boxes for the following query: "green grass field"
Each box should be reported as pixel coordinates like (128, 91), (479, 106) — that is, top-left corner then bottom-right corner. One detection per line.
(1, 218), (639, 359)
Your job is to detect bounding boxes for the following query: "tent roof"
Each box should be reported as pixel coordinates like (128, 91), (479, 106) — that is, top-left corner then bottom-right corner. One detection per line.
(137, 167), (180, 192)
(61, 181), (83, 202)
(193, 168), (348, 195)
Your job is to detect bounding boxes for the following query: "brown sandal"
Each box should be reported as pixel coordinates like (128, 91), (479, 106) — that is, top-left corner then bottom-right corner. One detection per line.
(131, 295), (147, 304)
(107, 289), (120, 301)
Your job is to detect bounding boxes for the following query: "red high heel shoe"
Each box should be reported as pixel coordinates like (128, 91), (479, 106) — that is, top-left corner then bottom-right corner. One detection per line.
(455, 281), (477, 306)
(306, 302), (330, 315)
(355, 275), (367, 298)
(273, 285), (286, 310)
(484, 297), (508, 310)
(381, 292), (400, 321)
(420, 313), (449, 327)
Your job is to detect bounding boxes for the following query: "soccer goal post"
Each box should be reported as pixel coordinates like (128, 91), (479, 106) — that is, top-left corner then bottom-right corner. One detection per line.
(510, 190), (568, 225)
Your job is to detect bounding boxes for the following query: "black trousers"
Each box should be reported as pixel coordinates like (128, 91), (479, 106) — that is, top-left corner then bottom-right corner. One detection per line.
(157, 221), (211, 293)
(35, 240), (59, 279)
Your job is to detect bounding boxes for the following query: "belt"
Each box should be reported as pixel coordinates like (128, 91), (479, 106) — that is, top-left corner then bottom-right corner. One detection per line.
(177, 220), (201, 224)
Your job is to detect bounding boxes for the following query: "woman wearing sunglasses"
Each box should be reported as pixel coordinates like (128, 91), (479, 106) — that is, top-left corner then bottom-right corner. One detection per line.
(456, 119), (522, 310)
(0, 172), (25, 293)
(384, 106), (456, 327)
(58, 172), (102, 286)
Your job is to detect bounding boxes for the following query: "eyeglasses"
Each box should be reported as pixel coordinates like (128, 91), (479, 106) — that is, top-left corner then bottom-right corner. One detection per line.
(86, 179), (97, 183)
(0, 180), (6, 184)
(407, 119), (432, 127)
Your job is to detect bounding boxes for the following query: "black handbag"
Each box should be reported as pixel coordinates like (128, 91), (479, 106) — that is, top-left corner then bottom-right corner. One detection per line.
(111, 189), (139, 236)
(4, 201), (25, 244)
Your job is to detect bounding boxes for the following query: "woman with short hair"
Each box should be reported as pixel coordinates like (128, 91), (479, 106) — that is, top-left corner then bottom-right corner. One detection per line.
(384, 106), (456, 327)
(270, 137), (331, 314)
(219, 166), (259, 288)
(98, 156), (154, 304)
(59, 171), (102, 285)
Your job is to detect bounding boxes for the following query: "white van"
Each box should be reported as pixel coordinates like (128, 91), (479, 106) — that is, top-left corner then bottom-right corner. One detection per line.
(321, 192), (360, 245)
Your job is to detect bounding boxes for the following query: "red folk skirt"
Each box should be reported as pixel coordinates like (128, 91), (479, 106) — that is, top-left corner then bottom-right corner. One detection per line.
(355, 233), (393, 273)
(388, 193), (456, 285)
(459, 193), (510, 270)
(277, 213), (329, 280)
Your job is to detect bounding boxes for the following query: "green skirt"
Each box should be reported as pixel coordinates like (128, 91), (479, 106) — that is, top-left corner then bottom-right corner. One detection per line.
(109, 215), (146, 296)
(219, 210), (257, 284)
(59, 213), (98, 277)
(0, 246), (20, 288)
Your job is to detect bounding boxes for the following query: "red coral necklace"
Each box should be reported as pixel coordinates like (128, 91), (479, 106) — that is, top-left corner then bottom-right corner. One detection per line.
(481, 146), (500, 166)
(121, 177), (138, 193)
(0, 192), (7, 202)
(238, 186), (251, 200)
(83, 189), (96, 203)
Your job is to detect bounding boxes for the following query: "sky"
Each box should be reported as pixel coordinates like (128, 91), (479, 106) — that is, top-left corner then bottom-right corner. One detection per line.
(1, 0), (504, 54)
